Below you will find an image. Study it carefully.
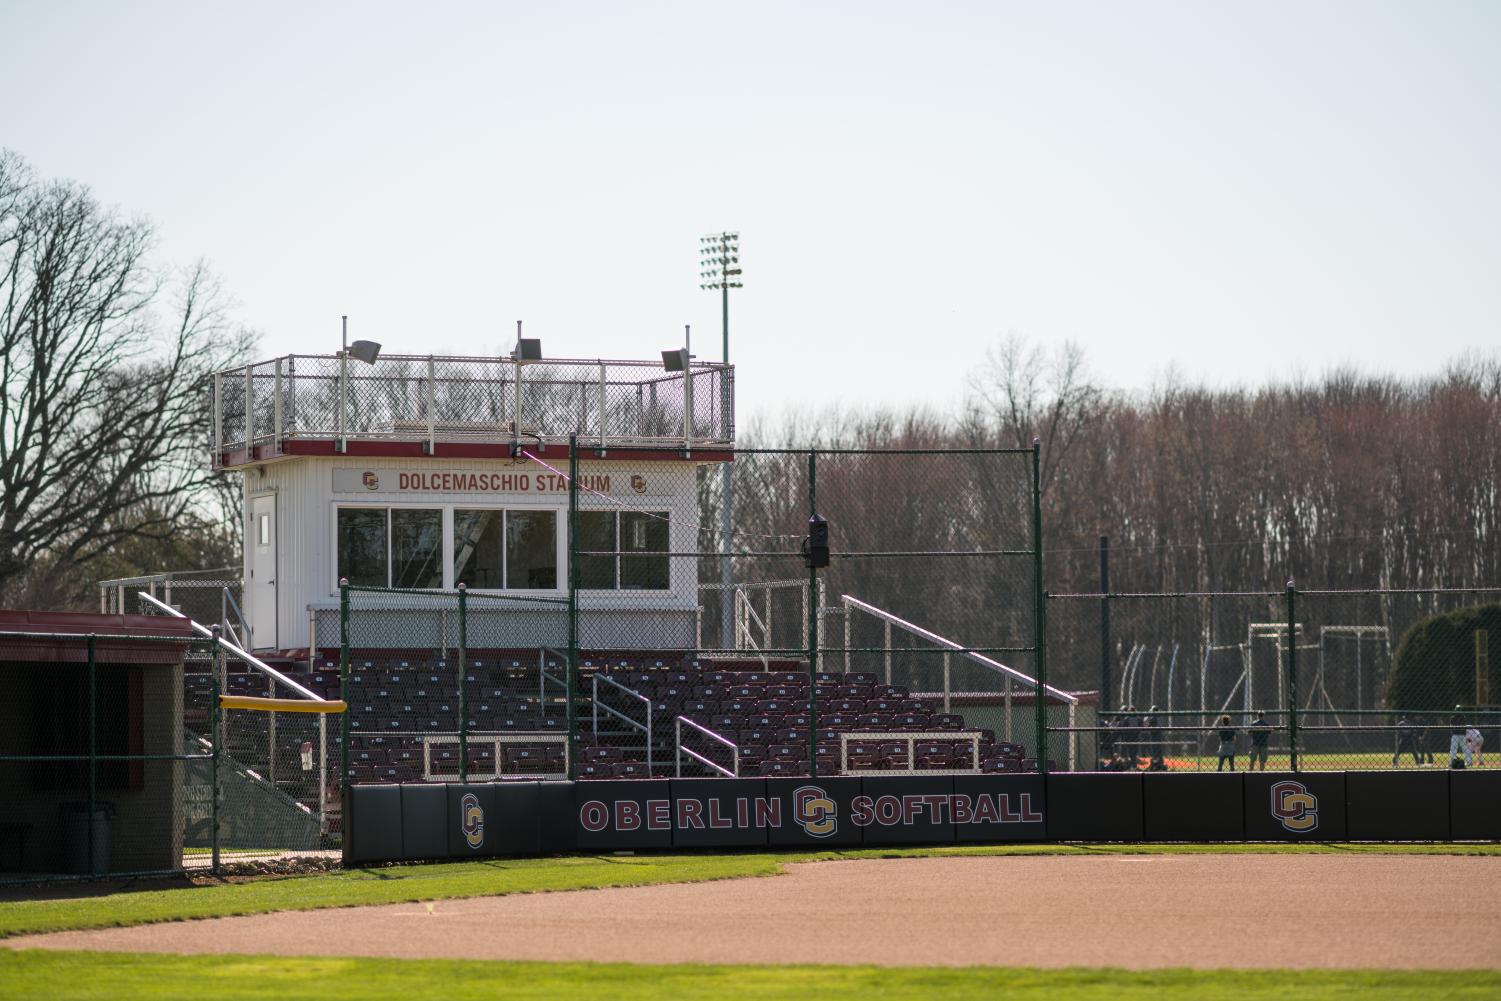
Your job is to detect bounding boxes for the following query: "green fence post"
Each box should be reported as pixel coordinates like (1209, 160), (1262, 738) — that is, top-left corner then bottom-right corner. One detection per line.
(807, 449), (819, 779)
(458, 582), (468, 784)
(1286, 579), (1299, 772)
(338, 580), (350, 801)
(87, 633), (97, 876)
(210, 624), (222, 876)
(1031, 439), (1048, 776)
(567, 434), (579, 780)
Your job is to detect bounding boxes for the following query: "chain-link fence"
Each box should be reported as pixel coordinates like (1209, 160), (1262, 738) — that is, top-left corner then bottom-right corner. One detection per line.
(212, 657), (339, 868)
(0, 629), (216, 883)
(1046, 587), (1501, 771)
(328, 443), (1061, 787)
(98, 569), (247, 646)
(338, 587), (571, 787)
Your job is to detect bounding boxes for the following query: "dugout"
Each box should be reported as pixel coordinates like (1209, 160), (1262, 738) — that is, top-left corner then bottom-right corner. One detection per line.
(0, 611), (194, 876)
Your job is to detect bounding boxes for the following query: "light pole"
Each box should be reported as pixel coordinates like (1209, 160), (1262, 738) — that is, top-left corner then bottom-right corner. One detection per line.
(700, 232), (741, 651)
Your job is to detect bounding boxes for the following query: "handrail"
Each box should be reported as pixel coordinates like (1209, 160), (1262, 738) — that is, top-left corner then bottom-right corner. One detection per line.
(733, 589), (772, 669)
(222, 587), (253, 650)
(838, 729), (983, 776)
(539, 648), (561, 704)
(675, 716), (739, 778)
(590, 673), (654, 774)
(137, 591), (325, 702)
(417, 730), (569, 782)
(98, 568), (240, 589)
(841, 594), (1078, 705)
(239, 352), (728, 371)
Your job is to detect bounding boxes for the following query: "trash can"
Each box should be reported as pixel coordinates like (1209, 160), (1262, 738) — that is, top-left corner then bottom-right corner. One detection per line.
(61, 802), (113, 875)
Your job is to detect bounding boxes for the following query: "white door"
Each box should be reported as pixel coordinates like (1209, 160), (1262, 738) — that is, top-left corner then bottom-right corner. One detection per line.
(249, 494), (277, 649)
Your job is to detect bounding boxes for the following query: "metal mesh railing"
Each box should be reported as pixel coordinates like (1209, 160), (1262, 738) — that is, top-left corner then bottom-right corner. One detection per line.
(213, 353), (734, 456)
(99, 570), (245, 644)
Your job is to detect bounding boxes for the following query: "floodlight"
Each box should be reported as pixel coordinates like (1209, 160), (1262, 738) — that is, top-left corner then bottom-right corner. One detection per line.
(348, 339), (382, 365)
(662, 347), (690, 372)
(699, 231), (744, 292)
(512, 338), (542, 361)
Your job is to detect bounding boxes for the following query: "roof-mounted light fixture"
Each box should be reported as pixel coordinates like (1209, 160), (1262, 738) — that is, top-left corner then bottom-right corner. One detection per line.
(340, 316), (382, 365)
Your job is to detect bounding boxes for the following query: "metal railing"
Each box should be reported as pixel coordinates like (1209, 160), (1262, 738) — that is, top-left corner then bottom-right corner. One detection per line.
(98, 569), (241, 620)
(837, 730), (983, 776)
(137, 591), (330, 832)
(590, 672), (655, 774)
(675, 716), (739, 778)
(419, 731), (569, 781)
(733, 589), (773, 669)
(212, 352), (735, 460)
(138, 592), (323, 702)
(540, 648), (570, 707)
(840, 594), (1077, 706)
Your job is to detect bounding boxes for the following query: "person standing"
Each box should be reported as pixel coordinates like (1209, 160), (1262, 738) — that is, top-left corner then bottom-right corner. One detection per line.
(1464, 726), (1484, 768)
(1247, 710), (1272, 771)
(1215, 714), (1237, 772)
(1100, 711), (1117, 768)
(1142, 706), (1164, 770)
(1122, 706), (1141, 769)
(1393, 714), (1420, 767)
(1451, 705), (1468, 767)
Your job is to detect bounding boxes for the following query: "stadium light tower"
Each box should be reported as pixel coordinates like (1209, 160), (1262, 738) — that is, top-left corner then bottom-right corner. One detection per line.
(700, 232), (741, 650)
(699, 232), (741, 366)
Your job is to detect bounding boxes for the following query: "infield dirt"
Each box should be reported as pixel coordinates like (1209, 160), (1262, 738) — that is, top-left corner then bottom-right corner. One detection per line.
(8, 855), (1500, 969)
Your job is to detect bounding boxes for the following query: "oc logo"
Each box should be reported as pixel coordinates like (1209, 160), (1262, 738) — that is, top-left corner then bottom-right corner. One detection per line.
(793, 785), (837, 838)
(1270, 780), (1318, 833)
(461, 792), (485, 849)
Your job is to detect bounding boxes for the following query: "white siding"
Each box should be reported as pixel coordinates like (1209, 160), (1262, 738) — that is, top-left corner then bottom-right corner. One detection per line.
(239, 455), (708, 651)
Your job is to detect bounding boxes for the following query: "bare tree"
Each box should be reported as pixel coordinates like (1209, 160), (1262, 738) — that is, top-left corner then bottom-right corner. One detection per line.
(0, 150), (255, 605)
(961, 333), (1104, 494)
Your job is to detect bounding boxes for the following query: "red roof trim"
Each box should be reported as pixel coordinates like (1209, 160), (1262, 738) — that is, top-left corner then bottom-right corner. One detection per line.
(0, 610), (197, 665)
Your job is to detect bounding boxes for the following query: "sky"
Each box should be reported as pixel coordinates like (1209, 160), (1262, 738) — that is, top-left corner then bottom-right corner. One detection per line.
(2, 1), (1497, 424)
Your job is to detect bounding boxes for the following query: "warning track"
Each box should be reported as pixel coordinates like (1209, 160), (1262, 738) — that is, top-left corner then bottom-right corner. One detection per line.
(8, 855), (1501, 969)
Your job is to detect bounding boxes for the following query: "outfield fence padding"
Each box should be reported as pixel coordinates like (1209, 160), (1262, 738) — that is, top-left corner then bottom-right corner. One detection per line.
(342, 769), (1496, 864)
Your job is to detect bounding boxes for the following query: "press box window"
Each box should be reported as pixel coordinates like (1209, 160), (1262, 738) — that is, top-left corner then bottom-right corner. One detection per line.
(579, 510), (669, 590)
(453, 509), (557, 590)
(337, 508), (442, 589)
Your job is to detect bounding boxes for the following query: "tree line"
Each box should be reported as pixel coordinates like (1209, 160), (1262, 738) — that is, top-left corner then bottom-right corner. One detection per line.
(737, 336), (1501, 596)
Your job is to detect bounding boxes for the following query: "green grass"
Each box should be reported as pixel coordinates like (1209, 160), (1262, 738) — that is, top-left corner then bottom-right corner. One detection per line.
(3, 951), (1499, 1001)
(3, 842), (1499, 940)
(1157, 752), (1492, 772)
(0, 854), (782, 939)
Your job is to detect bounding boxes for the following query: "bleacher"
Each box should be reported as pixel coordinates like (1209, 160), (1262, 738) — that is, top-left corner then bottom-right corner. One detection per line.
(580, 662), (1028, 778)
(184, 649), (1030, 786)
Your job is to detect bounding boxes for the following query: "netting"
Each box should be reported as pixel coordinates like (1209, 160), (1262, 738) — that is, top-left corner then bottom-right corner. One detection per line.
(1045, 588), (1501, 771)
(322, 445), (1057, 787)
